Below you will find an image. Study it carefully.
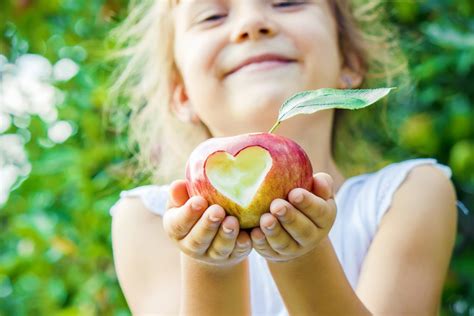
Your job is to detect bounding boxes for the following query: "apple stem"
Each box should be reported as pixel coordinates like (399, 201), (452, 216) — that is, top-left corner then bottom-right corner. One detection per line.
(268, 121), (280, 134)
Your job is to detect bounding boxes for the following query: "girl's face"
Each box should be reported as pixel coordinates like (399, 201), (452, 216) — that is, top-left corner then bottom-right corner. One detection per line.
(173, 0), (343, 136)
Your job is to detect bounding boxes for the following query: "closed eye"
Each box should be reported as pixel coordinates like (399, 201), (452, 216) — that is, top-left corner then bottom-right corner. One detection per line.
(200, 14), (226, 23)
(272, 0), (307, 8)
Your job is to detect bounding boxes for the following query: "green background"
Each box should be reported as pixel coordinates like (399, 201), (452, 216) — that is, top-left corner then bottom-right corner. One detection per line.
(1, 0), (473, 315)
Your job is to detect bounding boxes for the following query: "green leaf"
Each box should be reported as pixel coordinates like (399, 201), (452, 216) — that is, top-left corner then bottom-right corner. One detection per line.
(269, 88), (395, 133)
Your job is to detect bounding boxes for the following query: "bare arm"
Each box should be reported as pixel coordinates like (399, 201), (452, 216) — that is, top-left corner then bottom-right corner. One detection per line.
(356, 165), (457, 314)
(163, 180), (252, 316)
(268, 238), (370, 315)
(180, 255), (250, 316)
(111, 197), (182, 315)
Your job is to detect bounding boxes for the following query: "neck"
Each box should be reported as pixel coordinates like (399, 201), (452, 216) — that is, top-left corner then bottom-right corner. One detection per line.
(272, 110), (346, 194)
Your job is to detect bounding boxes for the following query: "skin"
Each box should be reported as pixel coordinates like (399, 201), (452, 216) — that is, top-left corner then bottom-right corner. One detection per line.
(111, 0), (458, 314)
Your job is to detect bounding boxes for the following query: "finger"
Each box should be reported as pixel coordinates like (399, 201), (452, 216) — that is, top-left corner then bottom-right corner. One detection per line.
(312, 173), (334, 200)
(167, 179), (190, 209)
(163, 196), (209, 240)
(288, 188), (335, 229)
(181, 205), (225, 255)
(269, 199), (320, 247)
(206, 216), (240, 260)
(229, 231), (252, 260)
(250, 227), (280, 259)
(260, 213), (300, 255)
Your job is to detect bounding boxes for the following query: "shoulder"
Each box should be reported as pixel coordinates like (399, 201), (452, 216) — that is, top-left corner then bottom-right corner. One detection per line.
(362, 159), (453, 221)
(111, 194), (159, 227)
(110, 184), (170, 217)
(377, 161), (457, 239)
(405, 163), (456, 197)
(337, 159), (455, 227)
(388, 163), (457, 222)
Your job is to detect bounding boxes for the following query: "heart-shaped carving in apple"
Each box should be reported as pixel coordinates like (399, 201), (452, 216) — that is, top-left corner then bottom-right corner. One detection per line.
(185, 133), (313, 228)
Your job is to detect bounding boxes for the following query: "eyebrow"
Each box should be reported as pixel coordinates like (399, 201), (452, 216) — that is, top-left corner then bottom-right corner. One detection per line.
(179, 0), (225, 21)
(183, 0), (232, 11)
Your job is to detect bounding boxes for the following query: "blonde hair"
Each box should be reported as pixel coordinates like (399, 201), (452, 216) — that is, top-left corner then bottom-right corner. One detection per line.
(107, 0), (409, 184)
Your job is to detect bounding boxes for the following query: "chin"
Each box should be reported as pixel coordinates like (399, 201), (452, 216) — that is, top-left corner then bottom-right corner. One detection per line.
(231, 83), (297, 110)
(232, 103), (278, 129)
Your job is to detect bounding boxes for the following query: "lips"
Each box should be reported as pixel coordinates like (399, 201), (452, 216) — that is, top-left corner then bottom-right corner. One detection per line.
(226, 54), (296, 77)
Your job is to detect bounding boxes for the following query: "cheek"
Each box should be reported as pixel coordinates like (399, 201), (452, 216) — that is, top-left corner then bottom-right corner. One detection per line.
(303, 32), (340, 65)
(305, 31), (340, 82)
(181, 34), (223, 92)
(289, 14), (341, 86)
(182, 32), (220, 76)
(177, 34), (224, 111)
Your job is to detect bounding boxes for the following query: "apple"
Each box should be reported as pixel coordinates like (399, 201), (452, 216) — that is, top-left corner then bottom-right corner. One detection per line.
(185, 132), (313, 228)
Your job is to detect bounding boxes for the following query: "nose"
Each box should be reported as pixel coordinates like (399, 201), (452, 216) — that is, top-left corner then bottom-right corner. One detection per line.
(230, 7), (278, 42)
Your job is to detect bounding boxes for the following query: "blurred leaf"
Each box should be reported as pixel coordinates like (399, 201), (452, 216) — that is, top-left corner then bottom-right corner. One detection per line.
(424, 23), (474, 50)
(398, 113), (440, 155)
(449, 141), (474, 182)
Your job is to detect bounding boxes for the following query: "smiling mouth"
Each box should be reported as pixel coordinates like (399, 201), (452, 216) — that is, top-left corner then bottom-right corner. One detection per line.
(227, 60), (296, 77)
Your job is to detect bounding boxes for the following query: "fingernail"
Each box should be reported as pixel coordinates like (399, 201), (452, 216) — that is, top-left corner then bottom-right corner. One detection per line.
(209, 214), (222, 222)
(223, 226), (234, 234)
(266, 221), (277, 230)
(191, 201), (203, 211)
(293, 192), (303, 203)
(237, 240), (250, 248)
(275, 205), (286, 217)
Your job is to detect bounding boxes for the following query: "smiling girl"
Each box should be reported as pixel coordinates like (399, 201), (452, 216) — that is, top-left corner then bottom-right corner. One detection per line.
(109, 0), (457, 315)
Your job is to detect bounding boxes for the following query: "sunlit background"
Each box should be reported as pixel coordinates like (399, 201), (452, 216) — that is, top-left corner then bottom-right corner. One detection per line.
(1, 0), (473, 315)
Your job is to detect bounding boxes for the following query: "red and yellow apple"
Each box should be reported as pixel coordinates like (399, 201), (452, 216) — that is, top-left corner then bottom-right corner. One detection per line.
(185, 133), (313, 228)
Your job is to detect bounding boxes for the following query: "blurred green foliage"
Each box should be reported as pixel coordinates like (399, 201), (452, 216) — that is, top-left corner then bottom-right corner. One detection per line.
(0, 0), (473, 315)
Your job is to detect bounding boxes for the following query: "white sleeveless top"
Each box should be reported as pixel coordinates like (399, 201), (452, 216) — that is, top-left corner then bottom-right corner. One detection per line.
(110, 158), (452, 316)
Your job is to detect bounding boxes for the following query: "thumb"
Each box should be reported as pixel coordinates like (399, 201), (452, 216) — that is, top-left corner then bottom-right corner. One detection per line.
(168, 179), (190, 208)
(312, 173), (334, 200)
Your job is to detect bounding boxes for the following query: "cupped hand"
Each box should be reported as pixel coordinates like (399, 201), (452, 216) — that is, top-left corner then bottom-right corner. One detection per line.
(163, 180), (252, 267)
(250, 173), (337, 262)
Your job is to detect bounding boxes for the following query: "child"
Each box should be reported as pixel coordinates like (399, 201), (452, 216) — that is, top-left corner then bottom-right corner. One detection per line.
(109, 0), (458, 315)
